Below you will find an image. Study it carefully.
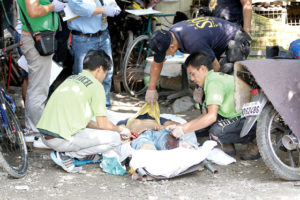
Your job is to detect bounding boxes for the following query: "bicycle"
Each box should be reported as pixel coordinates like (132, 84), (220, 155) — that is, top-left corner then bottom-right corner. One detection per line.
(0, 0), (23, 90)
(108, 0), (143, 74)
(0, 42), (28, 178)
(121, 10), (175, 96)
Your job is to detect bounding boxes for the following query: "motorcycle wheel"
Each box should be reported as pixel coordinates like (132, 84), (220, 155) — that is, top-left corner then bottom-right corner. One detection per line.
(257, 104), (300, 180)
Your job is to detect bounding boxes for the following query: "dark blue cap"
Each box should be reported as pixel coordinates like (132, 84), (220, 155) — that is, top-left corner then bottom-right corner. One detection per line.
(149, 30), (172, 63)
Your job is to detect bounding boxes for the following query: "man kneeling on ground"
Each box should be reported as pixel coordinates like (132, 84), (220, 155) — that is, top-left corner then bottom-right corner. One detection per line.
(166, 51), (260, 160)
(37, 50), (131, 173)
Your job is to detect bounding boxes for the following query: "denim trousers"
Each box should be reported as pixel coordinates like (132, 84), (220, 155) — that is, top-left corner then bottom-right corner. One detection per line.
(196, 115), (256, 144)
(71, 29), (113, 108)
(131, 129), (172, 150)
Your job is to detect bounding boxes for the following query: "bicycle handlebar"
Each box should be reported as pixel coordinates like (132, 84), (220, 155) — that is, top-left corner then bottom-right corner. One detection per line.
(0, 42), (22, 57)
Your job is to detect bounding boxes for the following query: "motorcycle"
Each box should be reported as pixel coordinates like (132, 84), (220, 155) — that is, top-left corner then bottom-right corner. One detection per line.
(234, 58), (300, 180)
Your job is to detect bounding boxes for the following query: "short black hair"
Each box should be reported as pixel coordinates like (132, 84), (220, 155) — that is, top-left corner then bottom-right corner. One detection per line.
(83, 49), (111, 71)
(184, 51), (213, 71)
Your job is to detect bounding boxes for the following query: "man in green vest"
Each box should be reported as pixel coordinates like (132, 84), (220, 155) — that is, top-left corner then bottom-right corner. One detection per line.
(16, 0), (66, 141)
(37, 50), (132, 173)
(167, 51), (260, 160)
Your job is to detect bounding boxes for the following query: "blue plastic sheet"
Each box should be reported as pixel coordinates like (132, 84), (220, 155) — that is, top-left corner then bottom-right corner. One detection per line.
(100, 156), (126, 176)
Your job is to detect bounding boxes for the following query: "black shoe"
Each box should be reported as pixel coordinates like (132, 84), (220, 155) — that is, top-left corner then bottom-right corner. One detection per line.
(240, 140), (261, 160)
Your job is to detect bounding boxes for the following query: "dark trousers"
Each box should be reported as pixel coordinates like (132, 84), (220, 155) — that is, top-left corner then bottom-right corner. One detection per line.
(219, 29), (252, 74)
(196, 115), (256, 144)
(53, 17), (71, 65)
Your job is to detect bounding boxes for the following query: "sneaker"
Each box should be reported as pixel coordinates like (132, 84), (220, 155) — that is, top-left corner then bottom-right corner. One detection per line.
(50, 151), (81, 173)
(240, 139), (261, 160)
(33, 137), (51, 150)
(73, 154), (102, 166)
(216, 142), (236, 156)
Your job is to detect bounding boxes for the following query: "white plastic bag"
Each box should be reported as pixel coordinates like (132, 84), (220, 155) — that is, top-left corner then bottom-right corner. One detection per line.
(206, 148), (236, 165)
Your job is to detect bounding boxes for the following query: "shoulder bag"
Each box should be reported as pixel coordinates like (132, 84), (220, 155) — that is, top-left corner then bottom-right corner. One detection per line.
(19, 8), (57, 56)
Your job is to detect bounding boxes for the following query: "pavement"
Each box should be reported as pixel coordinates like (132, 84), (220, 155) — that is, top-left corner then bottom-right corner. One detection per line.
(1, 89), (300, 200)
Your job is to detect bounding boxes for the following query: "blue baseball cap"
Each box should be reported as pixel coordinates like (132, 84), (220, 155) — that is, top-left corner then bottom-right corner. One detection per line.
(149, 30), (172, 63)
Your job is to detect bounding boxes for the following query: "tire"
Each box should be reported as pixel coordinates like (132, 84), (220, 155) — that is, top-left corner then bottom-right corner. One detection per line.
(10, 59), (23, 86)
(256, 104), (300, 180)
(0, 61), (8, 89)
(122, 35), (151, 96)
(0, 97), (28, 178)
(119, 31), (133, 72)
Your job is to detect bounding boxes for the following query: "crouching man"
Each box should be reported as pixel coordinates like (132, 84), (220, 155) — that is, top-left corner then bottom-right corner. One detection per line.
(37, 50), (131, 173)
(167, 51), (260, 160)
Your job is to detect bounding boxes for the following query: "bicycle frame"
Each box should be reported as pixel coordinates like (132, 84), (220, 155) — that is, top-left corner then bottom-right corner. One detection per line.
(0, 88), (16, 126)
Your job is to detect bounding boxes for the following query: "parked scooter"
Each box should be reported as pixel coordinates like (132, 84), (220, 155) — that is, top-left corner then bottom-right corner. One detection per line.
(234, 59), (300, 180)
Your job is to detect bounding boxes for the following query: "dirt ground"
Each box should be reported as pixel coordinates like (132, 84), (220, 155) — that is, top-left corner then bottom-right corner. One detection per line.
(1, 89), (300, 200)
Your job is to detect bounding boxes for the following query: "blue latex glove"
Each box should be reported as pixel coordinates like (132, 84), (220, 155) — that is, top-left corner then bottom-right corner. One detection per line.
(104, 5), (121, 17)
(52, 0), (66, 12)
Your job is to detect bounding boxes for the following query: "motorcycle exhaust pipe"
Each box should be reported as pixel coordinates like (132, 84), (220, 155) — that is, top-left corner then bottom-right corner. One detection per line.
(282, 135), (299, 151)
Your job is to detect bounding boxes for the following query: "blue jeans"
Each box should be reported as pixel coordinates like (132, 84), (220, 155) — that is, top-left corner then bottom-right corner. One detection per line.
(196, 115), (256, 144)
(71, 29), (113, 108)
(131, 129), (173, 150)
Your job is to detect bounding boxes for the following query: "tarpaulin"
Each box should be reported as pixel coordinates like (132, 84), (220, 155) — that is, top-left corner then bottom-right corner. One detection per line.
(237, 59), (300, 138)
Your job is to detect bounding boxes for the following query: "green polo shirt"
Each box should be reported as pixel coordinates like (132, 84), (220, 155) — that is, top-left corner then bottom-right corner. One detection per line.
(203, 70), (241, 118)
(37, 70), (107, 140)
(17, 0), (59, 32)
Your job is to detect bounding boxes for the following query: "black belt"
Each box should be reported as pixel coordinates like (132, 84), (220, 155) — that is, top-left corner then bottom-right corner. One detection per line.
(71, 30), (104, 37)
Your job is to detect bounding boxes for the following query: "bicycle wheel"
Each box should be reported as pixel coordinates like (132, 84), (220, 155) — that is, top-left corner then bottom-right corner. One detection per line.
(0, 95), (28, 178)
(122, 35), (152, 96)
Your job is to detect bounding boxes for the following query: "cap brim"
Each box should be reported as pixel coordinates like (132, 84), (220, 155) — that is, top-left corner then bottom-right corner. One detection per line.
(154, 52), (166, 63)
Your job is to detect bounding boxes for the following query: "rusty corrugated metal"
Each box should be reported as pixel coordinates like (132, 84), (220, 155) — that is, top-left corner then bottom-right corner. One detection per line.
(239, 59), (300, 138)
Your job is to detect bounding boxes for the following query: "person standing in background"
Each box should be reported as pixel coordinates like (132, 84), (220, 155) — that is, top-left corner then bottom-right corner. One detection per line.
(16, 0), (66, 141)
(68, 0), (121, 108)
(208, 0), (252, 35)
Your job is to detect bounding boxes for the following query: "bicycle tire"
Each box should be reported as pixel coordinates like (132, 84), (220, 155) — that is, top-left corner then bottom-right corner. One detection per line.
(0, 96), (28, 178)
(122, 35), (151, 96)
(10, 58), (23, 86)
(119, 30), (134, 72)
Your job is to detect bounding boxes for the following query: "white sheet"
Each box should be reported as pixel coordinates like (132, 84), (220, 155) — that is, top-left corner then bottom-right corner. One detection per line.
(130, 140), (217, 178)
(106, 111), (236, 173)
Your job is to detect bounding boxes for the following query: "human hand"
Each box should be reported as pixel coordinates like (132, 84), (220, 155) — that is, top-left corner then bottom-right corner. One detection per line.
(104, 5), (121, 17)
(145, 89), (158, 109)
(114, 5), (121, 16)
(119, 126), (131, 139)
(193, 88), (203, 104)
(165, 124), (177, 130)
(170, 125), (184, 138)
(52, 0), (66, 12)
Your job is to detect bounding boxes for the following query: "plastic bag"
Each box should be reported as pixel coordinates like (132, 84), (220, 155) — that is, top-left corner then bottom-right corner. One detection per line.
(206, 148), (236, 165)
(126, 102), (161, 128)
(100, 156), (126, 176)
